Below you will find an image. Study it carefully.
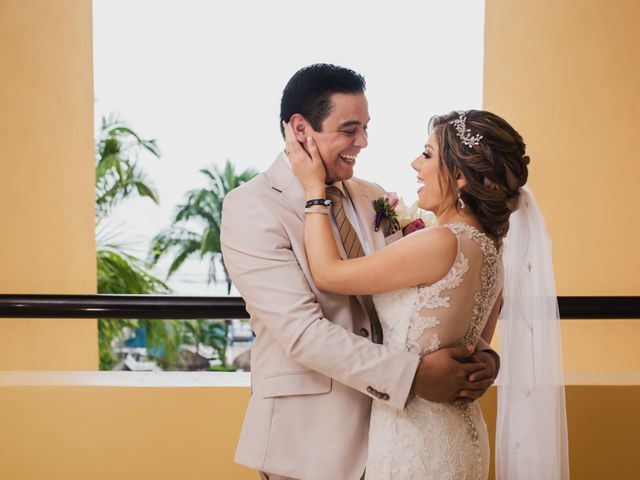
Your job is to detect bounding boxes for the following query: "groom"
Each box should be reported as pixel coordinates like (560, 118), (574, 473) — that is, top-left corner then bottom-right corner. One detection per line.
(221, 64), (498, 480)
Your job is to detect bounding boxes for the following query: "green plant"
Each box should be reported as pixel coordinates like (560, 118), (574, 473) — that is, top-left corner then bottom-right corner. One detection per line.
(95, 114), (160, 220)
(96, 235), (173, 370)
(182, 319), (234, 369)
(149, 160), (257, 294)
(95, 114), (177, 370)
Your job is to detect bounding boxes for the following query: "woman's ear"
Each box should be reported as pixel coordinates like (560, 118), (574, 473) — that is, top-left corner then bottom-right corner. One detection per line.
(455, 170), (468, 191)
(289, 114), (309, 143)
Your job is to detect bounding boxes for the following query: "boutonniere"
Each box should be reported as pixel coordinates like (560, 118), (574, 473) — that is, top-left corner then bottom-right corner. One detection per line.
(373, 192), (400, 233)
(373, 192), (439, 236)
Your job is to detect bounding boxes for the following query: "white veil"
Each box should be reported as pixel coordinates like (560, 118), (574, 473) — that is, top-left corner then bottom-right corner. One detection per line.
(496, 186), (570, 479)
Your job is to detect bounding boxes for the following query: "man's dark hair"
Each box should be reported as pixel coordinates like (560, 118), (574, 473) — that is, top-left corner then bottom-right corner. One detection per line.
(280, 63), (366, 137)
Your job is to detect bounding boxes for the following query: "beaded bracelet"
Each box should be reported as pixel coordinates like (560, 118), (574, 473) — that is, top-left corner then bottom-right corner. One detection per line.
(305, 198), (332, 208)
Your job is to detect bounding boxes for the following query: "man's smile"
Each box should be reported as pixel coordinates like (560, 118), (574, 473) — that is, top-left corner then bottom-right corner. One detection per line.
(339, 153), (358, 165)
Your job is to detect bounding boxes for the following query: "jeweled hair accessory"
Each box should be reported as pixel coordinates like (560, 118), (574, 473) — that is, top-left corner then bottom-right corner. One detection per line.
(449, 111), (483, 147)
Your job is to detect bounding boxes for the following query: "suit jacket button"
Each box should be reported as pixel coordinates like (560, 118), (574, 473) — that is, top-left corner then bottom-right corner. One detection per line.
(382, 393), (390, 401)
(366, 386), (374, 394)
(357, 328), (369, 337)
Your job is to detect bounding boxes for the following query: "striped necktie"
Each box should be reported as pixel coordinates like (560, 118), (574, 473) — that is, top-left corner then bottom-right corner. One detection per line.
(325, 185), (383, 344)
(326, 185), (364, 259)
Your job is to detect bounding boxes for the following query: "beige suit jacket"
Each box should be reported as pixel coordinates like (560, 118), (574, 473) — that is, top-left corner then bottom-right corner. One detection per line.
(221, 155), (420, 480)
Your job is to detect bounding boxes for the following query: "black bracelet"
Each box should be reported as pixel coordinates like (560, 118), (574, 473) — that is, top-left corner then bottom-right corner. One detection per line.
(305, 199), (332, 208)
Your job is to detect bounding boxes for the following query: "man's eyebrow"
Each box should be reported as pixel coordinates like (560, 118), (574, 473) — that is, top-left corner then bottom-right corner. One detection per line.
(338, 118), (371, 128)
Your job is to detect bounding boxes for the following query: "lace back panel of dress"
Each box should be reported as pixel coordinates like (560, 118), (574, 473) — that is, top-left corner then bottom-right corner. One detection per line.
(408, 223), (503, 357)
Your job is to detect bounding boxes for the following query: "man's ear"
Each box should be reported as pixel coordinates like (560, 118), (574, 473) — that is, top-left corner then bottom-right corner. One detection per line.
(289, 114), (309, 143)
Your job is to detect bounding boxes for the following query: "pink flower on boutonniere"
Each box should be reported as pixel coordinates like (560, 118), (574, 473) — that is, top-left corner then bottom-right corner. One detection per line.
(385, 192), (400, 209)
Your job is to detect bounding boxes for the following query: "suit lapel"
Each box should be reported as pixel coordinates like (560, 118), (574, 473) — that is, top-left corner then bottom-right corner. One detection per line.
(264, 154), (348, 260)
(265, 154), (306, 223)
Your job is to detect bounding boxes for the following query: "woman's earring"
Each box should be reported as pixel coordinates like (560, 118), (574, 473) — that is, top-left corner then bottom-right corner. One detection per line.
(457, 191), (465, 209)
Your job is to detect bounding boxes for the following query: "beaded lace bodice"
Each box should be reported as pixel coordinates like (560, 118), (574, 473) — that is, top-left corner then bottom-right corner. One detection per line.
(366, 223), (503, 480)
(374, 223), (502, 357)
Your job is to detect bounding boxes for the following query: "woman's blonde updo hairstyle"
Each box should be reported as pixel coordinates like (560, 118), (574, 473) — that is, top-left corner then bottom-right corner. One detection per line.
(429, 110), (530, 239)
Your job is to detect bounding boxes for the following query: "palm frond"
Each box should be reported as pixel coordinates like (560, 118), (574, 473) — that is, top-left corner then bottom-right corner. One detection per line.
(95, 113), (161, 220)
(97, 246), (170, 295)
(134, 180), (159, 204)
(166, 244), (200, 278)
(149, 228), (201, 263)
(147, 159), (257, 286)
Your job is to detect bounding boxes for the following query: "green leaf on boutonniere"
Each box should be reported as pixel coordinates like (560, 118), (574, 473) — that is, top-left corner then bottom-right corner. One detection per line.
(373, 197), (398, 232)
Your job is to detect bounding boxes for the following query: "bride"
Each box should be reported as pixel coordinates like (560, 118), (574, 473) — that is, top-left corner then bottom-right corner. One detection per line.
(285, 110), (569, 479)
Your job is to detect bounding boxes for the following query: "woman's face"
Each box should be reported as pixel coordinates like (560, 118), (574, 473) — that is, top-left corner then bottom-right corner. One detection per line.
(411, 131), (449, 213)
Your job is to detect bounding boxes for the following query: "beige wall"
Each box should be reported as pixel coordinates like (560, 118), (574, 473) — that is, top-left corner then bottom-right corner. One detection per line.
(0, 375), (256, 480)
(484, 0), (640, 370)
(1, 373), (638, 480)
(0, 0), (97, 370)
(484, 0), (640, 296)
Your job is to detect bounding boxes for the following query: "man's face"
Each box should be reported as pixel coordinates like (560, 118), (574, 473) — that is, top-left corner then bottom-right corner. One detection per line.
(310, 93), (369, 183)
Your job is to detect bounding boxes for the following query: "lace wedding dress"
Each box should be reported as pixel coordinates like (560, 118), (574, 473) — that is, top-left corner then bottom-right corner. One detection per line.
(366, 223), (504, 480)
